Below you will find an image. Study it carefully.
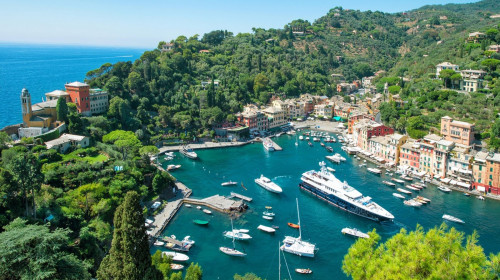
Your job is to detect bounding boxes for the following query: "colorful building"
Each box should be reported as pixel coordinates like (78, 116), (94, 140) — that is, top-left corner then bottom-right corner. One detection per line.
(65, 81), (91, 116)
(399, 141), (421, 173)
(440, 116), (475, 146)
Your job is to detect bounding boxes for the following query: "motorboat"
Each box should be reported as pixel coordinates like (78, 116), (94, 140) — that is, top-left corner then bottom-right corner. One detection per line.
(414, 197), (428, 204)
(464, 193), (471, 197)
(391, 178), (405, 184)
(262, 215), (273, 220)
(393, 193), (405, 199)
(180, 146), (198, 159)
(255, 175), (283, 193)
(367, 168), (382, 174)
(334, 153), (346, 161)
(437, 185), (452, 193)
(308, 141), (313, 146)
(263, 138), (275, 151)
(203, 209), (212, 214)
(154, 241), (165, 246)
(237, 229), (250, 233)
(221, 181), (237, 186)
(382, 181), (396, 187)
(257, 225), (276, 233)
(182, 236), (195, 245)
(326, 146), (333, 152)
(223, 229), (252, 240)
(478, 196), (485, 200)
(326, 154), (341, 164)
(401, 175), (413, 181)
(300, 161), (394, 222)
(162, 251), (189, 262)
(397, 188), (412, 195)
(326, 167), (335, 173)
(184, 204), (192, 208)
(417, 196), (431, 202)
(196, 206), (201, 210)
(295, 268), (313, 274)
(170, 264), (184, 270)
(320, 142), (325, 147)
(167, 164), (181, 171)
(410, 184), (423, 190)
(405, 185), (420, 191)
(341, 228), (369, 239)
(299, 135), (304, 140)
(404, 199), (422, 207)
(281, 199), (316, 258)
(263, 211), (275, 217)
(442, 214), (465, 224)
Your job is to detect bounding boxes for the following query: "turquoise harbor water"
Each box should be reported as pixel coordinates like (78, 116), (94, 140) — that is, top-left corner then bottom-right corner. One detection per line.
(0, 43), (145, 128)
(157, 134), (500, 279)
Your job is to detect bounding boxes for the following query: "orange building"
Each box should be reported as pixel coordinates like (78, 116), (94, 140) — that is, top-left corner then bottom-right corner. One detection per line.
(440, 116), (475, 146)
(65, 81), (91, 116)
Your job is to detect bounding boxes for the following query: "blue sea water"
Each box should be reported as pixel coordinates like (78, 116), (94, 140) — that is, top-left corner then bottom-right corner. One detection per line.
(0, 43), (146, 128)
(157, 135), (500, 279)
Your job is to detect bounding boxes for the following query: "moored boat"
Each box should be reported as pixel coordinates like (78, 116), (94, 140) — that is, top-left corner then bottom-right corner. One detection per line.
(167, 164), (181, 171)
(263, 211), (275, 217)
(221, 181), (237, 186)
(281, 199), (316, 258)
(262, 215), (273, 220)
(170, 264), (184, 271)
(341, 228), (369, 238)
(478, 195), (485, 200)
(257, 225), (276, 233)
(367, 168), (382, 174)
(295, 268), (313, 274)
(405, 185), (420, 191)
(397, 188), (412, 195)
(223, 230), (252, 240)
(417, 196), (431, 202)
(326, 167), (335, 172)
(154, 241), (165, 246)
(437, 185), (452, 193)
(162, 251), (189, 262)
(326, 146), (333, 152)
(382, 180), (396, 187)
(263, 138), (275, 151)
(184, 204), (192, 208)
(255, 175), (283, 193)
(203, 209), (212, 214)
(442, 214), (465, 224)
(404, 199), (422, 207)
(287, 222), (300, 229)
(391, 178), (405, 184)
(393, 193), (405, 199)
(180, 146), (198, 159)
(220, 219), (247, 257)
(401, 175), (413, 181)
(193, 219), (209, 225)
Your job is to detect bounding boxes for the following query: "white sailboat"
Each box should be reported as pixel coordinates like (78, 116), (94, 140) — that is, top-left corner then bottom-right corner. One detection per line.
(281, 198), (316, 257)
(220, 219), (247, 257)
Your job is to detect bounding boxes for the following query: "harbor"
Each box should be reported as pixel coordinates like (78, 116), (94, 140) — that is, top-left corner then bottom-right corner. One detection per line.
(150, 132), (500, 280)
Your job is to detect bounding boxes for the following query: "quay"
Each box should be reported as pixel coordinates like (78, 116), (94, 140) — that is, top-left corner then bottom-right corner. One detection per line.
(230, 192), (253, 202)
(158, 140), (253, 154)
(264, 137), (282, 151)
(184, 195), (248, 213)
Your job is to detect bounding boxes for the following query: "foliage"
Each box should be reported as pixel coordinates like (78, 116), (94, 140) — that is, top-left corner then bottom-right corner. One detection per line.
(234, 273), (263, 280)
(56, 97), (69, 123)
(97, 191), (162, 280)
(0, 218), (91, 280)
(342, 224), (500, 279)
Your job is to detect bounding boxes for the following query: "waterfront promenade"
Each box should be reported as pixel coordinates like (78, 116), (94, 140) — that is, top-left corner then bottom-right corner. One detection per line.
(158, 140), (253, 154)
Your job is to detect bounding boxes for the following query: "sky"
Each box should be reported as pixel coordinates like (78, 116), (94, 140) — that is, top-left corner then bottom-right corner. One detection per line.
(0, 0), (478, 49)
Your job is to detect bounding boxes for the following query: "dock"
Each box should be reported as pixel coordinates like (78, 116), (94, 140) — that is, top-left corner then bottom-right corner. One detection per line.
(265, 137), (282, 151)
(158, 140), (253, 154)
(230, 192), (253, 202)
(161, 236), (192, 252)
(184, 195), (248, 213)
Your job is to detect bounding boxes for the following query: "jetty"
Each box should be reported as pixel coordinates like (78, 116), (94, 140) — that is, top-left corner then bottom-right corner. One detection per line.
(158, 140), (253, 154)
(161, 236), (193, 252)
(264, 137), (282, 151)
(230, 192), (253, 202)
(184, 195), (248, 213)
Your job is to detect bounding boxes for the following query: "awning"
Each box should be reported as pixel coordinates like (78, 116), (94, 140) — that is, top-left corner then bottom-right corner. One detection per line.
(450, 180), (458, 185)
(456, 181), (470, 188)
(440, 178), (451, 183)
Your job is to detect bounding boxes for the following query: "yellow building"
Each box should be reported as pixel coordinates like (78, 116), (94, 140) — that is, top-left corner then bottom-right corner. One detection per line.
(21, 88), (58, 129)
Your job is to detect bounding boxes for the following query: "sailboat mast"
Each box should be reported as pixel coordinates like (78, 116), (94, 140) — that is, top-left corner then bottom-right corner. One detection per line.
(231, 218), (236, 249)
(278, 242), (281, 280)
(296, 198), (302, 240)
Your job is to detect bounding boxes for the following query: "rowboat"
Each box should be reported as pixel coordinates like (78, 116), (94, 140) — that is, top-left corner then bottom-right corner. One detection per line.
(295, 268), (313, 274)
(193, 220), (209, 225)
(287, 222), (300, 229)
(397, 188), (412, 195)
(442, 214), (465, 224)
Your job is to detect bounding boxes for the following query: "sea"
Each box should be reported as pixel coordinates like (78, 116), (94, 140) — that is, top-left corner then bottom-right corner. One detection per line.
(0, 43), (146, 128)
(157, 135), (500, 279)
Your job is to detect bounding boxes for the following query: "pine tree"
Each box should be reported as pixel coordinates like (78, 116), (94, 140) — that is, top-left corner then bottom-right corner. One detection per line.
(97, 191), (162, 280)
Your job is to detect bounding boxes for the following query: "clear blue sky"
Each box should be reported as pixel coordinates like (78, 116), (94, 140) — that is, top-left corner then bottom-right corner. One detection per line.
(0, 0), (477, 48)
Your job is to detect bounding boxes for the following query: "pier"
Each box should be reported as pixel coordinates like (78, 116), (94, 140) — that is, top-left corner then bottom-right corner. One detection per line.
(158, 140), (253, 154)
(264, 137), (282, 151)
(184, 195), (248, 213)
(230, 192), (253, 202)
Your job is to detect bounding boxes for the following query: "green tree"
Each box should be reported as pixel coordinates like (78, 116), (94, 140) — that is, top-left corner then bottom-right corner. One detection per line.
(152, 171), (175, 194)
(7, 152), (43, 218)
(68, 112), (84, 134)
(103, 130), (142, 160)
(0, 218), (90, 280)
(151, 250), (172, 279)
(481, 59), (500, 72)
(97, 191), (162, 280)
(254, 73), (269, 94)
(343, 224), (499, 279)
(56, 97), (69, 123)
(234, 273), (263, 280)
(139, 145), (160, 163)
(185, 263), (202, 280)
(439, 69), (457, 88)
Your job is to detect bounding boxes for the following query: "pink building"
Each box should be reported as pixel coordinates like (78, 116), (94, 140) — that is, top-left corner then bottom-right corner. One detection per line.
(440, 116), (475, 146)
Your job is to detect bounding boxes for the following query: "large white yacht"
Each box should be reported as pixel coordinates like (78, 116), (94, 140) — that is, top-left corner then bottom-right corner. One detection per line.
(300, 162), (394, 222)
(255, 175), (283, 193)
(262, 138), (275, 151)
(180, 146), (198, 159)
(281, 198), (316, 257)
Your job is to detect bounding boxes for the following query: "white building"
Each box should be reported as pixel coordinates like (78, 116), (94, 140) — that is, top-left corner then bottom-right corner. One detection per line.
(436, 62), (459, 78)
(89, 88), (109, 115)
(45, 133), (90, 153)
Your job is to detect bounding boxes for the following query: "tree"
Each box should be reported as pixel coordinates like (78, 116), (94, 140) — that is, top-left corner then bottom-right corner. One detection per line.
(103, 130), (142, 160)
(254, 73), (269, 94)
(152, 171), (175, 194)
(185, 263), (202, 280)
(97, 191), (162, 280)
(56, 97), (69, 123)
(234, 273), (263, 280)
(0, 218), (91, 280)
(139, 145), (159, 163)
(68, 112), (84, 134)
(439, 69), (457, 88)
(151, 250), (172, 279)
(7, 152), (43, 218)
(481, 59), (500, 72)
(343, 224), (499, 279)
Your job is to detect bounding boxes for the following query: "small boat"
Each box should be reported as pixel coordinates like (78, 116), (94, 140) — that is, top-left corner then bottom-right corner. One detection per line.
(220, 219), (247, 257)
(221, 181), (237, 186)
(442, 214), (465, 224)
(182, 236), (195, 245)
(180, 146), (198, 159)
(326, 146), (333, 152)
(262, 215), (273, 220)
(464, 193), (471, 197)
(404, 199), (422, 207)
(417, 196), (431, 202)
(320, 142), (325, 147)
(263, 211), (275, 217)
(154, 241), (165, 246)
(223, 230), (252, 240)
(184, 204), (192, 208)
(299, 135), (304, 140)
(478, 196), (485, 200)
(437, 185), (452, 193)
(401, 175), (413, 181)
(237, 229), (250, 233)
(196, 206), (201, 210)
(272, 225), (279, 229)
(393, 193), (405, 199)
(257, 225), (276, 233)
(203, 209), (212, 215)
(367, 168), (382, 174)
(306, 137), (310, 140)
(414, 197), (427, 204)
(265, 206), (273, 209)
(405, 185), (420, 191)
(326, 154), (342, 164)
(391, 178), (405, 184)
(167, 164), (181, 171)
(308, 141), (313, 146)
(193, 220), (209, 225)
(162, 251), (189, 262)
(335, 153), (346, 161)
(358, 163), (366, 167)
(382, 181), (396, 187)
(326, 167), (336, 172)
(287, 222), (300, 229)
(341, 228), (369, 238)
(410, 184), (423, 190)
(414, 182), (426, 188)
(295, 268), (313, 274)
(170, 264), (184, 271)
(397, 188), (412, 195)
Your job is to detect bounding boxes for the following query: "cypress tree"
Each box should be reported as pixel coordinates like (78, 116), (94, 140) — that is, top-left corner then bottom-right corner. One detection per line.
(56, 97), (69, 123)
(97, 191), (162, 280)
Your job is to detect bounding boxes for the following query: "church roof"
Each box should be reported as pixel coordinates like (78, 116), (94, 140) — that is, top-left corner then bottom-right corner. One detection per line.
(30, 115), (51, 122)
(32, 100), (58, 112)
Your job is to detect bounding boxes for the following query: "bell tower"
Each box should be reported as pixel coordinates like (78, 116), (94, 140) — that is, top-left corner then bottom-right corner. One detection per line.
(21, 88), (32, 126)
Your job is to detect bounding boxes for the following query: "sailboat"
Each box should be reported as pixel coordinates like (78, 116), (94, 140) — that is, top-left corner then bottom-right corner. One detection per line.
(281, 198), (316, 257)
(220, 219), (246, 257)
(278, 242), (293, 280)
